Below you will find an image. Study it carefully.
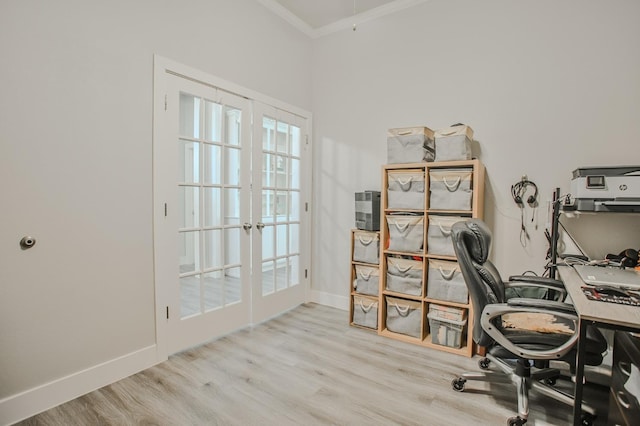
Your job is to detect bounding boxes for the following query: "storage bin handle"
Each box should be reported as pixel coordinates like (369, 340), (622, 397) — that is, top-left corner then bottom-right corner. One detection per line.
(359, 300), (376, 313)
(440, 129), (457, 136)
(393, 221), (410, 232)
(438, 223), (452, 236)
(443, 176), (461, 191)
(359, 270), (372, 280)
(396, 176), (413, 190)
(394, 303), (411, 316)
(395, 264), (413, 273)
(358, 235), (374, 245)
(439, 266), (457, 280)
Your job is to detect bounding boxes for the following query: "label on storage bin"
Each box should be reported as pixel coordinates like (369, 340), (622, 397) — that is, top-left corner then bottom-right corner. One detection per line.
(428, 303), (466, 321)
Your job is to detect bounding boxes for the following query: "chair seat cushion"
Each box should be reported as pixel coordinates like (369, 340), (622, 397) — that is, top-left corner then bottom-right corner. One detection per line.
(502, 312), (574, 335)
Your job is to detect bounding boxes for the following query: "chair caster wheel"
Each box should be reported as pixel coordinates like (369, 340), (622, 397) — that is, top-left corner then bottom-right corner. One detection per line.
(545, 376), (557, 386)
(451, 377), (466, 392)
(478, 358), (491, 370)
(507, 416), (526, 426)
(581, 413), (596, 426)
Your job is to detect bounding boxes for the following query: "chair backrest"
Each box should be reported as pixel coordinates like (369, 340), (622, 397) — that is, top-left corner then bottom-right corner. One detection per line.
(451, 219), (506, 347)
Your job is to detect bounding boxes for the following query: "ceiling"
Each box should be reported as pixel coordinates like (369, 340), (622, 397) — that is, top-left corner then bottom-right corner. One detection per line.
(258, 0), (427, 38)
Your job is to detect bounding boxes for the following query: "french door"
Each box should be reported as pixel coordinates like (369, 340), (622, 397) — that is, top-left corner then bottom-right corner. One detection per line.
(154, 59), (310, 355)
(251, 103), (309, 323)
(156, 75), (252, 354)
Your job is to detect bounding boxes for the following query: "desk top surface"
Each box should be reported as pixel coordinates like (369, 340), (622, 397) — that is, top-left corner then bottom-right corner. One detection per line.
(558, 266), (640, 330)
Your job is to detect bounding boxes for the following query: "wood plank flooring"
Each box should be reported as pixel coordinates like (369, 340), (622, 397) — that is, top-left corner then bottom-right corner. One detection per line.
(17, 303), (608, 426)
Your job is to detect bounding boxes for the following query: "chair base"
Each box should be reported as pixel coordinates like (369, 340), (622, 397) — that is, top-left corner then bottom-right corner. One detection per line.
(451, 354), (597, 425)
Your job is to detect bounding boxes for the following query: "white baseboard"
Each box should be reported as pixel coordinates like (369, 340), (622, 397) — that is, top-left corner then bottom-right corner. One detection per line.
(309, 290), (349, 311)
(0, 345), (161, 426)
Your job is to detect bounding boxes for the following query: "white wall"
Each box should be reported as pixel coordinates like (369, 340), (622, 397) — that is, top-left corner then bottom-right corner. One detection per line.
(310, 0), (640, 305)
(3, 0), (640, 421)
(0, 0), (311, 422)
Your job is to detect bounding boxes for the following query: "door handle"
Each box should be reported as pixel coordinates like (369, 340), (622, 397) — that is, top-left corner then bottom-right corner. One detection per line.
(20, 236), (36, 250)
(243, 222), (252, 231)
(256, 222), (266, 231)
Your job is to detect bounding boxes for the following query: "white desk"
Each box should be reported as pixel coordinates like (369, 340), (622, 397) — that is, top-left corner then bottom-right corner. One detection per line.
(557, 266), (640, 425)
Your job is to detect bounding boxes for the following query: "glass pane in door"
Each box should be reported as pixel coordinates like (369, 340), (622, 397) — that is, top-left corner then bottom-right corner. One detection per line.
(178, 92), (244, 319)
(260, 117), (303, 295)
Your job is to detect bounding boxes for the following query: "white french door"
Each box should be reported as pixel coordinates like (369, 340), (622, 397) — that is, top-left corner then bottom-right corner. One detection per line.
(153, 58), (311, 356)
(156, 73), (252, 354)
(251, 103), (309, 323)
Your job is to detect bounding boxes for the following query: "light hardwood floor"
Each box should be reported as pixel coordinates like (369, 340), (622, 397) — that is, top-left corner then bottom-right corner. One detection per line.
(17, 303), (607, 426)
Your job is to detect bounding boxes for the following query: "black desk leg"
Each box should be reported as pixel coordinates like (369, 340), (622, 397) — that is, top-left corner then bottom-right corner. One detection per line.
(573, 318), (588, 426)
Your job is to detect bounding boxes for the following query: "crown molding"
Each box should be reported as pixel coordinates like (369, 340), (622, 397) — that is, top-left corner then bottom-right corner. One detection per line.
(258, 0), (429, 39)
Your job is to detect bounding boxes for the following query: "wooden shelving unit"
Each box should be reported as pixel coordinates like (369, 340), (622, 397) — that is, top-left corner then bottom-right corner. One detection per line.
(378, 159), (485, 357)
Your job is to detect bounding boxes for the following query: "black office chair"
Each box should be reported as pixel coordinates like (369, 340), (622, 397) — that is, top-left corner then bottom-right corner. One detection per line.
(449, 219), (607, 426)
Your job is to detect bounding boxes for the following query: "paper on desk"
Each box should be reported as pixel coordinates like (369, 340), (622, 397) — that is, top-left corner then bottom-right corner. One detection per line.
(624, 363), (640, 404)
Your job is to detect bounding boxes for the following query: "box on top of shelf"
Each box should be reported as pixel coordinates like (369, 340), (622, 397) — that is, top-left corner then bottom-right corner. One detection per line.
(434, 124), (473, 162)
(429, 168), (473, 211)
(387, 127), (435, 164)
(353, 230), (380, 264)
(426, 259), (468, 304)
(355, 190), (381, 231)
(387, 169), (425, 210)
(352, 295), (379, 329)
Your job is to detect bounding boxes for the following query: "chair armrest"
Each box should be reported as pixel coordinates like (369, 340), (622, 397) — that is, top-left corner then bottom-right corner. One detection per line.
(481, 302), (579, 360)
(507, 297), (576, 315)
(508, 275), (565, 289)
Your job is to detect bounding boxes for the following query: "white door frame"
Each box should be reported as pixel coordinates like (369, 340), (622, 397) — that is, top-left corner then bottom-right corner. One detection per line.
(152, 55), (312, 359)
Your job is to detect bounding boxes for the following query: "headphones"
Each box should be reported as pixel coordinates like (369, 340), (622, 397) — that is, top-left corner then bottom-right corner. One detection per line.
(511, 179), (539, 207)
(606, 248), (639, 268)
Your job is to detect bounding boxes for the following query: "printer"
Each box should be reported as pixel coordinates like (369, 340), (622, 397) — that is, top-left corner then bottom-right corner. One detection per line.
(567, 165), (640, 212)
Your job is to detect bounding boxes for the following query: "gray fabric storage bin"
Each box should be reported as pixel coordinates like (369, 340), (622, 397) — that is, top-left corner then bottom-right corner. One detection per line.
(387, 170), (425, 210)
(386, 215), (424, 253)
(352, 295), (378, 329)
(386, 257), (424, 296)
(434, 125), (473, 162)
(385, 296), (422, 338)
(427, 215), (467, 256)
(429, 169), (473, 211)
(353, 264), (380, 296)
(353, 230), (379, 264)
(427, 259), (469, 304)
(387, 127), (435, 164)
